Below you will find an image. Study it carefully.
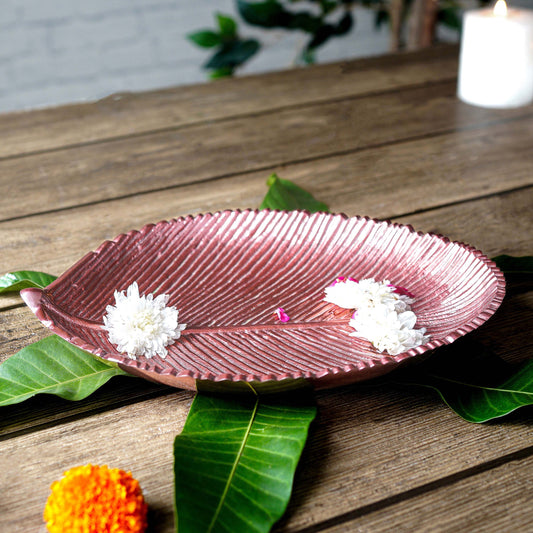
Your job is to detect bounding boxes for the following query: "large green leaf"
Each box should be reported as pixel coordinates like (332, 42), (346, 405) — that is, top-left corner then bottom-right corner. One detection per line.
(173, 387), (316, 533)
(393, 339), (533, 423)
(0, 270), (57, 293)
(260, 173), (329, 212)
(0, 335), (131, 407)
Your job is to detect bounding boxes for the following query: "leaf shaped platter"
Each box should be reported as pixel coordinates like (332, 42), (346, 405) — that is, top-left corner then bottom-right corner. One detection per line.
(21, 210), (505, 392)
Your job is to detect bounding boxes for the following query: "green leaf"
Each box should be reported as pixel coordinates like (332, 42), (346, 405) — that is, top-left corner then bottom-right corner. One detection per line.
(286, 12), (322, 33)
(260, 173), (329, 212)
(210, 66), (235, 79)
(174, 387), (316, 532)
(493, 255), (533, 275)
(237, 0), (286, 27)
(320, 1), (338, 16)
(0, 270), (57, 293)
(393, 339), (533, 423)
(306, 24), (336, 50)
(188, 30), (223, 48)
(0, 335), (131, 407)
(205, 39), (260, 70)
(237, 0), (321, 32)
(216, 13), (238, 38)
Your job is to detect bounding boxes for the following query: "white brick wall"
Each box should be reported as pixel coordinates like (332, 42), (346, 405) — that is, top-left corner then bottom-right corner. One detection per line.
(0, 0), (392, 113)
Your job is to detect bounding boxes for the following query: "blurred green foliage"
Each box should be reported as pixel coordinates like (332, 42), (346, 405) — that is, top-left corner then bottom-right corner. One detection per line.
(188, 0), (492, 78)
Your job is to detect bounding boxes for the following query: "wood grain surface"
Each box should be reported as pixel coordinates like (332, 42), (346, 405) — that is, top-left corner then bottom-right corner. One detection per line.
(0, 45), (532, 533)
(321, 454), (533, 532)
(0, 46), (459, 159)
(2, 83), (530, 222)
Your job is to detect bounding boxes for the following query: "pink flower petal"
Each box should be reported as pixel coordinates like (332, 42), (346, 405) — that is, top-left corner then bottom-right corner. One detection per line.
(329, 276), (358, 287)
(275, 307), (290, 322)
(389, 285), (415, 298)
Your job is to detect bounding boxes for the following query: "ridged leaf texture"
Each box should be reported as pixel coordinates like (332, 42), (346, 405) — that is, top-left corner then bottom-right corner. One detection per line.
(394, 339), (533, 423)
(174, 388), (316, 533)
(0, 270), (57, 293)
(22, 208), (505, 389)
(0, 335), (130, 407)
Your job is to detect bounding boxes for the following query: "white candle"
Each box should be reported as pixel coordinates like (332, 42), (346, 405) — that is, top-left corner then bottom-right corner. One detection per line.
(457, 0), (533, 108)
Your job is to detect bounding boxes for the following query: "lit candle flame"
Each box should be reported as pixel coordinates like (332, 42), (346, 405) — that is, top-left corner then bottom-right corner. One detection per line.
(493, 0), (507, 17)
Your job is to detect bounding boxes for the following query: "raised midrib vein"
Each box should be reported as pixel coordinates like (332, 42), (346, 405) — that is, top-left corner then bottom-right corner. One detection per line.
(183, 319), (348, 335)
(207, 383), (259, 533)
(41, 299), (349, 334)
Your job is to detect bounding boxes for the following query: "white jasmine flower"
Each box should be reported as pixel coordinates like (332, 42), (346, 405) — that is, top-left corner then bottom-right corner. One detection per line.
(103, 282), (186, 359)
(324, 277), (429, 355)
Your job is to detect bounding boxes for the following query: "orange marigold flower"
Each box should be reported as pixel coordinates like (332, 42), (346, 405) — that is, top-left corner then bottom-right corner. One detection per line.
(43, 464), (148, 533)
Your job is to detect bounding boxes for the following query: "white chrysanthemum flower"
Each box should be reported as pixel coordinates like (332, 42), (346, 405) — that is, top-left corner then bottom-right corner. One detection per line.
(325, 277), (414, 312)
(325, 277), (429, 355)
(349, 304), (429, 355)
(103, 282), (186, 359)
(324, 277), (361, 309)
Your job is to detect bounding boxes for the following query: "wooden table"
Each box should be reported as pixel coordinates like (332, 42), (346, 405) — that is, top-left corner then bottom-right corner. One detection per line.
(1, 45), (532, 532)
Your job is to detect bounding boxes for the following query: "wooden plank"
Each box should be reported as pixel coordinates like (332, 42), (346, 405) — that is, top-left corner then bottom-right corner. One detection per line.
(273, 118), (533, 220)
(0, 180), (533, 309)
(1, 83), (531, 222)
(0, 47), (460, 159)
(0, 372), (531, 532)
(0, 372), (172, 440)
(0, 305), (48, 364)
(395, 188), (533, 259)
(320, 454), (533, 532)
(0, 186), (530, 316)
(281, 390), (533, 531)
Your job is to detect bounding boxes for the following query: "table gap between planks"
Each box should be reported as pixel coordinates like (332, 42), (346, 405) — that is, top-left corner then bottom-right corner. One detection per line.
(0, 45), (532, 532)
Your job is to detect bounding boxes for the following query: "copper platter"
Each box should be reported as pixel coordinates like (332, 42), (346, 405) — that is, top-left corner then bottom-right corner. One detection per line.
(21, 210), (506, 391)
